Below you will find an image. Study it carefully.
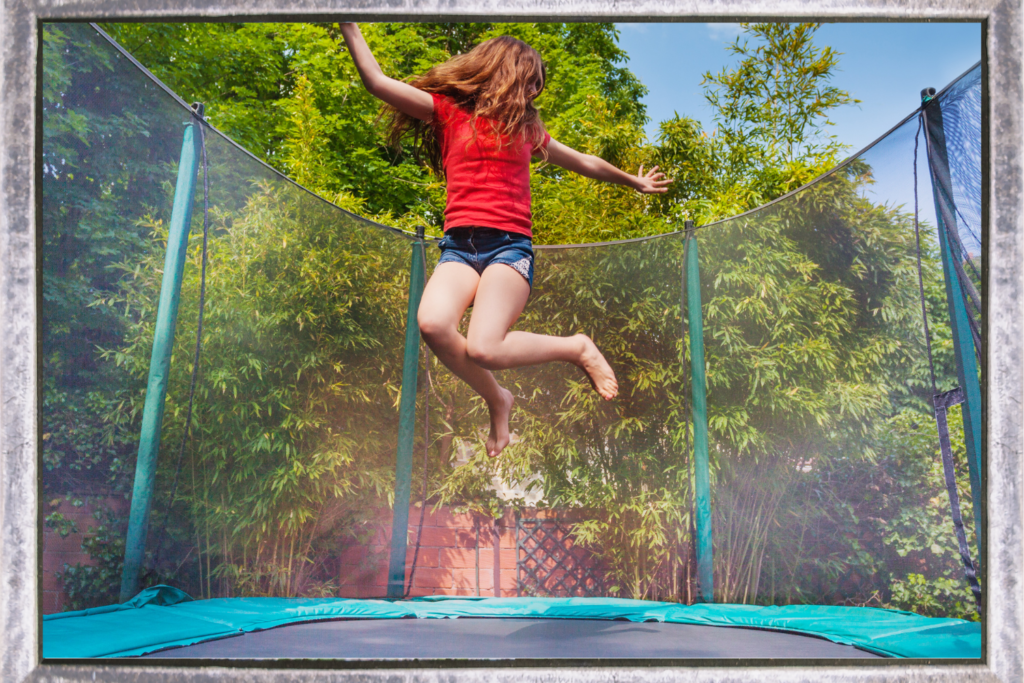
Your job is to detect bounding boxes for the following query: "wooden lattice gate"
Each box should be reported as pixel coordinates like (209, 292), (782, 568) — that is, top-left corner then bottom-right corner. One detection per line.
(515, 518), (606, 597)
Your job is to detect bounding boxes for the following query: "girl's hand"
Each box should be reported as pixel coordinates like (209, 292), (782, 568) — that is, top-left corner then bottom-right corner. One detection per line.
(635, 165), (673, 194)
(544, 140), (674, 193)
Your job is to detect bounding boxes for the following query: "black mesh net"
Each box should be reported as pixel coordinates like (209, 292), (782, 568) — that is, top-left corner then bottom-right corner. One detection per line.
(42, 22), (982, 621)
(934, 65), (983, 348)
(43, 22), (412, 605)
(937, 65), (983, 262)
(690, 155), (965, 607)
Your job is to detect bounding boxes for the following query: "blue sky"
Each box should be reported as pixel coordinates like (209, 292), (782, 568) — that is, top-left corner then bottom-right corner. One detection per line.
(613, 22), (982, 154)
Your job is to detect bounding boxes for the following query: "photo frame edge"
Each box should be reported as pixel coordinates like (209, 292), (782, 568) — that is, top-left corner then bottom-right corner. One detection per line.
(2, 1), (1018, 680)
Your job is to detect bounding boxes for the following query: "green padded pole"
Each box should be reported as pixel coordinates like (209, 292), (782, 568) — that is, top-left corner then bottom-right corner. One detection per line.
(922, 90), (983, 559)
(387, 230), (426, 598)
(120, 121), (200, 602)
(685, 223), (714, 602)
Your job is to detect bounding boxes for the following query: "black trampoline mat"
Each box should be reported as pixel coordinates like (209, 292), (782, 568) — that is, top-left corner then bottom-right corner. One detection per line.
(140, 618), (883, 660)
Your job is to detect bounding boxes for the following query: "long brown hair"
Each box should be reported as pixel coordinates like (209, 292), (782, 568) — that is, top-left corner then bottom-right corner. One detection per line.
(383, 35), (548, 176)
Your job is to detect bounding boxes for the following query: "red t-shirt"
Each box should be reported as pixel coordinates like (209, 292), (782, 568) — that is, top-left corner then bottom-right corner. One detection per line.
(431, 93), (550, 238)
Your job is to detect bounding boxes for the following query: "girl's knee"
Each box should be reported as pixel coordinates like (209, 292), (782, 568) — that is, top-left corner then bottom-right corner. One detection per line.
(417, 316), (442, 340)
(465, 338), (500, 369)
(417, 309), (453, 342)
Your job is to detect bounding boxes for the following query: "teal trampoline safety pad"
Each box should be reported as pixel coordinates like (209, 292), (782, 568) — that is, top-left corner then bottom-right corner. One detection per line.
(43, 585), (980, 659)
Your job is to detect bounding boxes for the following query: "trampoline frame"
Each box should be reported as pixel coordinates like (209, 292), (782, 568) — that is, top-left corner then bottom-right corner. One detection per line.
(4, 4), (1016, 683)
(41, 589), (978, 660)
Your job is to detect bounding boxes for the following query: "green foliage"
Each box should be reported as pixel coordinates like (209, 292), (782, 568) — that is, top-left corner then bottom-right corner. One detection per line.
(874, 409), (979, 620)
(56, 506), (173, 612)
(514, 240), (692, 601)
(43, 26), (178, 388)
(42, 385), (137, 494)
(44, 510), (80, 539)
(753, 407), (979, 619)
(888, 574), (978, 621)
(701, 161), (924, 456)
(100, 188), (412, 598)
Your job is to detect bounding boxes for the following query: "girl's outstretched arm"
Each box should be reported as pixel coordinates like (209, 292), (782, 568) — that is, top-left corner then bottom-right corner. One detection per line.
(542, 139), (672, 194)
(338, 23), (433, 121)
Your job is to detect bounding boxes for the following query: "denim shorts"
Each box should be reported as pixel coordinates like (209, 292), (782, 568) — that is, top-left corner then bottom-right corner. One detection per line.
(437, 227), (535, 288)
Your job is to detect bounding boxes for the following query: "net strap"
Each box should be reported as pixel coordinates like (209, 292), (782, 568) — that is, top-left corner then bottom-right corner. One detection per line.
(913, 116), (939, 392)
(933, 387), (982, 606)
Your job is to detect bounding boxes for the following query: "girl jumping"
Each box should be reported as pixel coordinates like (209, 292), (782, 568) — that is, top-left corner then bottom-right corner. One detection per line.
(339, 23), (671, 457)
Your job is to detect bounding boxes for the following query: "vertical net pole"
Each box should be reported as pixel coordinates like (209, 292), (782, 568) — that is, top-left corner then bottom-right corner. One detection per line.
(685, 222), (714, 602)
(386, 229), (426, 598)
(922, 88), (983, 559)
(120, 120), (200, 602)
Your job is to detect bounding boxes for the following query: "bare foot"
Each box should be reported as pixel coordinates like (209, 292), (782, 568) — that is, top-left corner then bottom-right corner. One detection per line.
(575, 334), (618, 400)
(486, 387), (515, 458)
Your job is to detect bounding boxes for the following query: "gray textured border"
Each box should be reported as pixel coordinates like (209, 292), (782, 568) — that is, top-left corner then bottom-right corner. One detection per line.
(1, 1), (1018, 682)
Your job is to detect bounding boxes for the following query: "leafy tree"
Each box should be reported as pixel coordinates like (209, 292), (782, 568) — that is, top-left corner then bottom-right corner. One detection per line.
(695, 161), (955, 604)
(99, 185), (417, 597)
(641, 23), (861, 228)
(702, 23), (860, 206)
(41, 24), (189, 497)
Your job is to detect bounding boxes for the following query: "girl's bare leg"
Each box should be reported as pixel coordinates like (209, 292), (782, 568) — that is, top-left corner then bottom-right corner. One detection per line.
(419, 261), (618, 458)
(466, 265), (618, 400)
(417, 262), (514, 457)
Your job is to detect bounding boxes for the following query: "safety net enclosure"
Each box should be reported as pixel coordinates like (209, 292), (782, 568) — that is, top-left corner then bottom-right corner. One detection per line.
(41, 22), (982, 661)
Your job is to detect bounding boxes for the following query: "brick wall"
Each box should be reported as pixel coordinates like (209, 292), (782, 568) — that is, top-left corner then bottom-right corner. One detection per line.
(41, 497), (124, 614)
(337, 506), (522, 598)
(43, 501), (597, 611)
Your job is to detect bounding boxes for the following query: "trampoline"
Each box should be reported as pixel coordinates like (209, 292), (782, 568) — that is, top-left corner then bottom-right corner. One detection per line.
(43, 586), (979, 659)
(40, 23), (983, 663)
